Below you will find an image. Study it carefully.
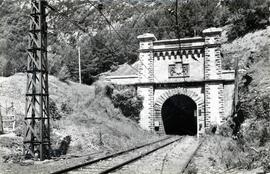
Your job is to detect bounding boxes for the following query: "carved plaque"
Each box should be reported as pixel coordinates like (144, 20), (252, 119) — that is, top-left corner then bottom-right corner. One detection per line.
(169, 62), (189, 77)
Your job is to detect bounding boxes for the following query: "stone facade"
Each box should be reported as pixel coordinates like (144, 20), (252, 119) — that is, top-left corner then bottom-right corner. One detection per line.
(107, 27), (235, 136)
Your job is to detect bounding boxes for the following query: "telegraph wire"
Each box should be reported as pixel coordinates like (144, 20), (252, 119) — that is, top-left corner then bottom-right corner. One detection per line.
(47, 2), (174, 36)
(46, 1), (192, 84)
(132, 4), (174, 39)
(69, 2), (151, 81)
(46, 1), (187, 83)
(131, 6), (151, 29)
(95, 4), (161, 83)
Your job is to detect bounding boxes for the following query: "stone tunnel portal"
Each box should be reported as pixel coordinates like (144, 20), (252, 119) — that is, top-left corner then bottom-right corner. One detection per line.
(161, 94), (197, 136)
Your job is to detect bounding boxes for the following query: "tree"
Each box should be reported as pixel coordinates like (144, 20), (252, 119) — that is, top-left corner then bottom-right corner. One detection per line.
(227, 0), (269, 41)
(58, 65), (71, 82)
(0, 106), (3, 134)
(3, 60), (13, 77)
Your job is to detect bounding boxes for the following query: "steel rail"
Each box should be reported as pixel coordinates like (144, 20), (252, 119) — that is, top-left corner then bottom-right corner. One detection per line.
(51, 136), (173, 174)
(179, 137), (206, 174)
(99, 137), (182, 174)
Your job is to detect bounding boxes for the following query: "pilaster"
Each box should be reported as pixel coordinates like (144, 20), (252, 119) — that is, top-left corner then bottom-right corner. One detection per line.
(137, 33), (156, 83)
(137, 85), (154, 130)
(203, 28), (224, 128)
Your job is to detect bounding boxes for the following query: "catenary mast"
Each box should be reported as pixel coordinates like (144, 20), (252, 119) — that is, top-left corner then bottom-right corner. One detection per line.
(23, 0), (50, 161)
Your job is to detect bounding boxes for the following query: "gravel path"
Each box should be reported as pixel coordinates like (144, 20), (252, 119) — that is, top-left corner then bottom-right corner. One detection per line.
(113, 136), (199, 174)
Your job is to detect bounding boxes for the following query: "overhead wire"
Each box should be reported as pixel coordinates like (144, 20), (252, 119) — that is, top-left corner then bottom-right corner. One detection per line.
(46, 1), (186, 83)
(93, 3), (161, 83)
(131, 5), (151, 29)
(67, 2), (150, 81)
(133, 4), (174, 39)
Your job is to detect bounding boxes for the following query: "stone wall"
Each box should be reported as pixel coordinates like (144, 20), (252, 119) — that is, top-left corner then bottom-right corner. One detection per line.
(137, 33), (156, 83)
(137, 86), (154, 130)
(154, 87), (205, 135)
(203, 28), (225, 128)
(108, 27), (235, 135)
(153, 50), (204, 82)
(223, 83), (235, 118)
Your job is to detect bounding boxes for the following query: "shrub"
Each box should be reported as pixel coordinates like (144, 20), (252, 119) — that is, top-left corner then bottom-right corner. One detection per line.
(94, 81), (109, 96)
(107, 85), (143, 122)
(51, 135), (72, 157)
(14, 114), (24, 137)
(237, 119), (270, 147)
(186, 164), (198, 174)
(259, 127), (269, 146)
(60, 102), (73, 115)
(218, 119), (234, 137)
(57, 65), (70, 82)
(205, 124), (218, 134)
(238, 94), (270, 121)
(49, 98), (61, 120)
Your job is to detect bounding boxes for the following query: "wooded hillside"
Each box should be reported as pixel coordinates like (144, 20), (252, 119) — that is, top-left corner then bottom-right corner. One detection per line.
(0, 0), (268, 84)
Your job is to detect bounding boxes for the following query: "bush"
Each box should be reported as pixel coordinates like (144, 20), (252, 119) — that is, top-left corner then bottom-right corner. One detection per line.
(49, 98), (61, 120)
(51, 135), (72, 157)
(60, 102), (73, 115)
(237, 119), (270, 147)
(14, 114), (24, 137)
(205, 124), (218, 134)
(106, 85), (143, 122)
(186, 164), (198, 174)
(238, 94), (270, 121)
(218, 120), (234, 137)
(58, 65), (70, 82)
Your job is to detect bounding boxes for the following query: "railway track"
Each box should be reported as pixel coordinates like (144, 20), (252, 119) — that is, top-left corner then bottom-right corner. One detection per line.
(180, 137), (205, 173)
(109, 136), (204, 174)
(51, 136), (181, 174)
(51, 136), (204, 174)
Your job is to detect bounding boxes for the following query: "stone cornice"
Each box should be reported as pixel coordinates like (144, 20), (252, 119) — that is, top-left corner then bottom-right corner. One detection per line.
(153, 37), (204, 45)
(135, 79), (235, 86)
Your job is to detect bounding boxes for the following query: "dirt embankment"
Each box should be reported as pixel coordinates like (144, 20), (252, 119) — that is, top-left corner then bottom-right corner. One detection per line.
(0, 74), (160, 174)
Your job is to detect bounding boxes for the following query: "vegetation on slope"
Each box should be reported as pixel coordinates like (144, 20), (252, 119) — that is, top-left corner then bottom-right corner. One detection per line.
(187, 27), (270, 173)
(106, 84), (143, 122)
(0, 0), (268, 84)
(0, 74), (157, 164)
(0, 0), (269, 172)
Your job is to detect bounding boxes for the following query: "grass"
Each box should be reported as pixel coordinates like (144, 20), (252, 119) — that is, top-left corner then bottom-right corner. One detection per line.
(221, 26), (269, 70)
(0, 73), (160, 174)
(53, 82), (158, 153)
(187, 26), (270, 173)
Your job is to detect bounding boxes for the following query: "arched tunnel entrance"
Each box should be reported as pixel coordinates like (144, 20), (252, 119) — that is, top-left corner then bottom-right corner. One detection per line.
(161, 94), (197, 136)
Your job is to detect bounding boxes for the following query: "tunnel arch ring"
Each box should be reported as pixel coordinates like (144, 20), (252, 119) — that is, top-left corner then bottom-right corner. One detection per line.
(154, 88), (204, 135)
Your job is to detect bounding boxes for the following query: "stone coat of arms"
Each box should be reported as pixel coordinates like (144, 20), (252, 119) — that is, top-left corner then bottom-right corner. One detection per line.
(169, 62), (189, 77)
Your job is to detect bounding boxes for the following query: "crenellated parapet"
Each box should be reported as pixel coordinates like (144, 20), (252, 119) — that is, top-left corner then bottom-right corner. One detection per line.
(108, 28), (235, 136)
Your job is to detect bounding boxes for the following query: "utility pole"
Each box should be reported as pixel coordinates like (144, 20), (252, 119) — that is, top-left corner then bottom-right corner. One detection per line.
(0, 104), (3, 134)
(176, 0), (178, 31)
(24, 0), (50, 161)
(175, 0), (181, 49)
(234, 56), (239, 115)
(175, 0), (182, 63)
(78, 47), (82, 84)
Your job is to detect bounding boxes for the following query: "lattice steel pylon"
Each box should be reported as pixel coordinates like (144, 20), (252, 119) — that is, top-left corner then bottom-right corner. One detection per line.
(23, 0), (50, 161)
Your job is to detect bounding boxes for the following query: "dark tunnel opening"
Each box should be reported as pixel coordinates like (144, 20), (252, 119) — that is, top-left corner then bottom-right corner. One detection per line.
(161, 94), (197, 136)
